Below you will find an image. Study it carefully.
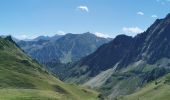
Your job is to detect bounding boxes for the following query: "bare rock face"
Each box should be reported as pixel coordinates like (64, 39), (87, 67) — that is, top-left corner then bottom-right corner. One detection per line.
(60, 13), (170, 99)
(17, 32), (111, 65)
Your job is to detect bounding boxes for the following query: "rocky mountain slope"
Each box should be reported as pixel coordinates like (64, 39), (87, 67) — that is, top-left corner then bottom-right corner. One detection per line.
(17, 32), (111, 65)
(0, 36), (100, 100)
(59, 13), (170, 99)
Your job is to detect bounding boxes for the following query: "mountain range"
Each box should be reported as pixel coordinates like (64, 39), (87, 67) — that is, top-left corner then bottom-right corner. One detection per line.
(17, 32), (111, 66)
(0, 36), (100, 100)
(53, 13), (170, 99)
(1, 13), (170, 100)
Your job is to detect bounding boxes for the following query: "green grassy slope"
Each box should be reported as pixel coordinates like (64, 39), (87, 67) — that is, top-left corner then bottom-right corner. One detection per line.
(119, 73), (170, 100)
(0, 36), (99, 100)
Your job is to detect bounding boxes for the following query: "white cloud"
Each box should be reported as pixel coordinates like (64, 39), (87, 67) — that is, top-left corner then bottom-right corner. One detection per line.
(94, 32), (112, 38)
(14, 34), (38, 40)
(137, 12), (144, 15)
(57, 30), (66, 35)
(123, 27), (144, 35)
(77, 6), (89, 12)
(151, 15), (158, 18)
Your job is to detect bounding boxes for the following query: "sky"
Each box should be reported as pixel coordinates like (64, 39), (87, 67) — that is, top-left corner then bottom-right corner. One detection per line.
(0, 0), (170, 39)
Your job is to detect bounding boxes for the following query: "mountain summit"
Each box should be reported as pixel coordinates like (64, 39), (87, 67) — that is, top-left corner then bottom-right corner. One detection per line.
(17, 32), (111, 65)
(59, 13), (170, 99)
(0, 36), (100, 100)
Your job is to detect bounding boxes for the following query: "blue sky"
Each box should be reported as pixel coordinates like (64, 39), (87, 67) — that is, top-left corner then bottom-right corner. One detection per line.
(0, 0), (170, 39)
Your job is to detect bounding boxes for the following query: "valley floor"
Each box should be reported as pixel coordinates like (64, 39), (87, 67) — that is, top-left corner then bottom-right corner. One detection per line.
(0, 88), (99, 100)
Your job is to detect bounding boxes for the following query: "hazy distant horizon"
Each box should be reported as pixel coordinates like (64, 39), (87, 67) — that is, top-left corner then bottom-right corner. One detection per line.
(10, 31), (114, 40)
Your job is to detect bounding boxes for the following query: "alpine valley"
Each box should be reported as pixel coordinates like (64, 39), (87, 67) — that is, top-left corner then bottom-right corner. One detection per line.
(21, 13), (170, 100)
(0, 36), (100, 100)
(2, 0), (170, 100)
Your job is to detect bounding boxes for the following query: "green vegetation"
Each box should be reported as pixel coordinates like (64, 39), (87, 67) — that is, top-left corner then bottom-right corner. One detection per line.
(93, 60), (170, 99)
(0, 36), (99, 100)
(118, 73), (170, 100)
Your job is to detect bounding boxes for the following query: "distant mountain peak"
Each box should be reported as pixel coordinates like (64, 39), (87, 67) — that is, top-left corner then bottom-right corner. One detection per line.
(165, 13), (170, 19)
(17, 32), (111, 65)
(84, 32), (92, 34)
(55, 13), (170, 99)
(113, 34), (132, 41)
(33, 36), (50, 41)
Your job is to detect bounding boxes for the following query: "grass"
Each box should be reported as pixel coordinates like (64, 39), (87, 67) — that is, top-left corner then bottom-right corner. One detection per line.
(95, 59), (170, 99)
(0, 36), (99, 100)
(119, 73), (170, 100)
(0, 89), (63, 100)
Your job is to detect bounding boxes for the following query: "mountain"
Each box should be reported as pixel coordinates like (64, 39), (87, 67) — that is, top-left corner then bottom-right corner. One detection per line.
(0, 35), (19, 42)
(17, 32), (111, 65)
(33, 36), (50, 41)
(59, 13), (170, 99)
(119, 72), (170, 100)
(12, 36), (20, 42)
(33, 34), (63, 41)
(0, 36), (100, 100)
